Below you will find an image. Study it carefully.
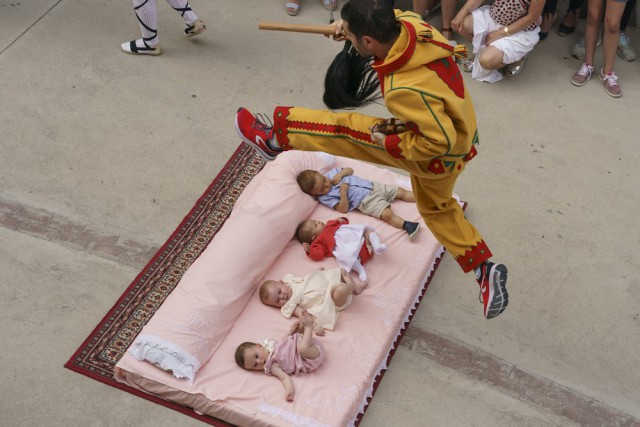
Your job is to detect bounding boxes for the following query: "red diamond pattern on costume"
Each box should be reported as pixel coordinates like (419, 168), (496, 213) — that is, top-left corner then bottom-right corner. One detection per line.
(426, 57), (465, 99)
(384, 134), (405, 159)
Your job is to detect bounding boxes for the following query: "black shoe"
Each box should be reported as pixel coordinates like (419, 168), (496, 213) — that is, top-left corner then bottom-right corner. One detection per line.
(538, 12), (554, 42)
(476, 261), (509, 319)
(558, 22), (575, 37)
(558, 10), (577, 37)
(402, 221), (420, 241)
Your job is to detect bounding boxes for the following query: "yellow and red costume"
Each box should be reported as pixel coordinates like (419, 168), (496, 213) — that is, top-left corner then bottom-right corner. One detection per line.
(272, 11), (491, 273)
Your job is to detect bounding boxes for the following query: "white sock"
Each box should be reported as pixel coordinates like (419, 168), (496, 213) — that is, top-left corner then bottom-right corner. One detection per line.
(368, 232), (387, 255)
(164, 0), (198, 25)
(351, 260), (368, 283)
(132, 0), (159, 48)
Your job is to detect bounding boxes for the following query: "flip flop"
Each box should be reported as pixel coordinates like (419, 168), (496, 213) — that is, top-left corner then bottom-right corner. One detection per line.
(321, 0), (338, 11)
(286, 0), (300, 16)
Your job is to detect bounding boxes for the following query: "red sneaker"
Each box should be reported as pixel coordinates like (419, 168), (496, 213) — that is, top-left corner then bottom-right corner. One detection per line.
(234, 108), (279, 161)
(477, 261), (509, 319)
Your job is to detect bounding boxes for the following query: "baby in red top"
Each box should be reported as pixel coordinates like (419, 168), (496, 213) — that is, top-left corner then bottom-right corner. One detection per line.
(295, 216), (386, 283)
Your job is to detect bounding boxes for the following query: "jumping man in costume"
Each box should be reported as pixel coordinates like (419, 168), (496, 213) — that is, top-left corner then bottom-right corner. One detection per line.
(235, 0), (509, 319)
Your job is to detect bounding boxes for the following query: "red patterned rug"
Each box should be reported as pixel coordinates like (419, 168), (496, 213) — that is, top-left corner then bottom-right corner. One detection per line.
(65, 144), (265, 426)
(65, 144), (448, 426)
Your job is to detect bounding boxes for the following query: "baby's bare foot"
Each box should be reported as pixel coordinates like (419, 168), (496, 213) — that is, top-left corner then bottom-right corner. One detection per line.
(289, 321), (303, 335)
(353, 276), (367, 294)
(300, 310), (314, 328)
(344, 271), (367, 295)
(340, 268), (349, 283)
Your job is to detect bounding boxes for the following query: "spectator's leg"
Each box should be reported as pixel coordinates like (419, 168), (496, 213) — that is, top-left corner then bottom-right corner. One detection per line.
(440, 0), (458, 41)
(540, 0), (559, 40)
(558, 0), (583, 35)
(601, 0), (625, 74)
(478, 46), (506, 70)
(585, 0), (605, 66)
(454, 13), (475, 42)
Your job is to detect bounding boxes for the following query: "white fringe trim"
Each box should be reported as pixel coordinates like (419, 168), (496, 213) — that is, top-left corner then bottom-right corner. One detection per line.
(347, 244), (446, 427)
(129, 333), (201, 384)
(258, 402), (331, 427)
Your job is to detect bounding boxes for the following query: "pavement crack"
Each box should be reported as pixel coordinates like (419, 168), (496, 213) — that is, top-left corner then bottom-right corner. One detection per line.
(0, 0), (64, 55)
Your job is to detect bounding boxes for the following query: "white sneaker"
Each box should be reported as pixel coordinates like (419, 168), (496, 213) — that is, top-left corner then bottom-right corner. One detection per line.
(571, 33), (602, 60)
(617, 32), (636, 62)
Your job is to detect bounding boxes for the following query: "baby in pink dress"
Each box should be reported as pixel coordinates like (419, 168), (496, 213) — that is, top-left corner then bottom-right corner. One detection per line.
(234, 311), (325, 402)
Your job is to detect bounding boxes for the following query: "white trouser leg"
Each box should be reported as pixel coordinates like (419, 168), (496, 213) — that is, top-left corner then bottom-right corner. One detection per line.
(132, 0), (159, 47)
(164, 0), (198, 25)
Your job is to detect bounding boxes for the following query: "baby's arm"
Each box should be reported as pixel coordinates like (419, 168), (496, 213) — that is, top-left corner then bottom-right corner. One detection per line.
(334, 182), (350, 213)
(330, 167), (353, 185)
(270, 363), (295, 402)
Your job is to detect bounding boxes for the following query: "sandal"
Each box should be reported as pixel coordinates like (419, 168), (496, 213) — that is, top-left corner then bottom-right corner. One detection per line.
(286, 0), (300, 16)
(120, 39), (162, 56)
(460, 57), (473, 72)
(441, 27), (454, 40)
(504, 55), (527, 77)
(184, 19), (206, 38)
(321, 0), (338, 11)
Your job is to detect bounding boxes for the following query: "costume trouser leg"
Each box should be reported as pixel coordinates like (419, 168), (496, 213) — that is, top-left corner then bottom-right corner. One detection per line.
(273, 106), (492, 273)
(164, 0), (198, 25)
(132, 0), (159, 48)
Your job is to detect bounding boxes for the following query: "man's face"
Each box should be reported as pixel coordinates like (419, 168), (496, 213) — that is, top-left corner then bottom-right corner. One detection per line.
(343, 21), (373, 58)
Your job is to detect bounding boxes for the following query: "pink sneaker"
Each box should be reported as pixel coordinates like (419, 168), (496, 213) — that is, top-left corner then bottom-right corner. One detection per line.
(599, 69), (622, 98)
(234, 108), (279, 161)
(571, 62), (593, 87)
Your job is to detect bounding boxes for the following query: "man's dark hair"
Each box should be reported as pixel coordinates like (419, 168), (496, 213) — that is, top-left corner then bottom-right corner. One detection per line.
(341, 0), (399, 44)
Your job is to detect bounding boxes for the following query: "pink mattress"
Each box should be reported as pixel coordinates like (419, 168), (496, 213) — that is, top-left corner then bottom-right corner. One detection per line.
(115, 152), (447, 427)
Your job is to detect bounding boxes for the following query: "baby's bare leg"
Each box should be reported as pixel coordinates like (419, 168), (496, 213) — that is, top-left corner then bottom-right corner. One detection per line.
(297, 311), (320, 359)
(395, 187), (416, 202)
(380, 207), (406, 229)
(332, 269), (366, 305)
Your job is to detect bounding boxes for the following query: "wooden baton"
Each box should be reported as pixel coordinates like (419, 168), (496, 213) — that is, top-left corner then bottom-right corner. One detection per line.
(258, 21), (335, 36)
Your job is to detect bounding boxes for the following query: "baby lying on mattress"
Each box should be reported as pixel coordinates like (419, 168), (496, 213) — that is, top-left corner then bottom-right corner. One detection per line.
(235, 310), (325, 402)
(259, 267), (365, 335)
(296, 167), (421, 240)
(295, 216), (386, 283)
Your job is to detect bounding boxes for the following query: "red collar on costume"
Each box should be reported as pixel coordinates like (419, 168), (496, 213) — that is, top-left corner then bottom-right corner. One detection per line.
(372, 20), (416, 76)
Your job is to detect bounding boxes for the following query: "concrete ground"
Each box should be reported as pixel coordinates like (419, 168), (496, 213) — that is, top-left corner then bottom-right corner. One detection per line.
(1, 0), (639, 426)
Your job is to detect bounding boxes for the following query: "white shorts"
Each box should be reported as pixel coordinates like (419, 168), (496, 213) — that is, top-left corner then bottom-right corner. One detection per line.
(471, 6), (540, 83)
